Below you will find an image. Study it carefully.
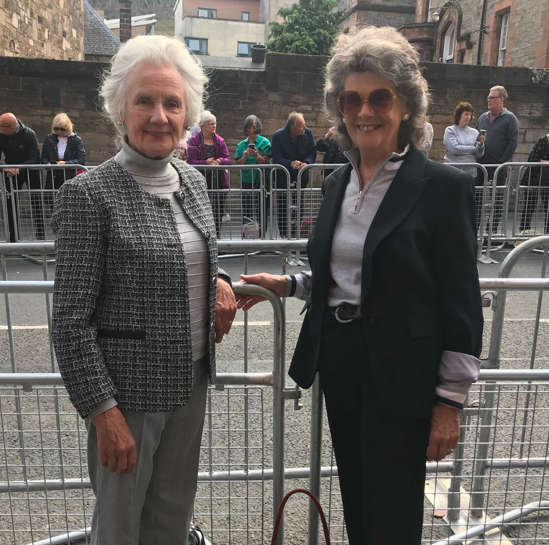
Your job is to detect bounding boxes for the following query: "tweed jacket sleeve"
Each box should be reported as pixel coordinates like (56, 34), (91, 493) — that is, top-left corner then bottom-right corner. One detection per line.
(51, 181), (118, 418)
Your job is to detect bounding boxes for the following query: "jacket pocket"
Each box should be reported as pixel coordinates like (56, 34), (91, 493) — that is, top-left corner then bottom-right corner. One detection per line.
(97, 329), (146, 340)
(407, 313), (442, 339)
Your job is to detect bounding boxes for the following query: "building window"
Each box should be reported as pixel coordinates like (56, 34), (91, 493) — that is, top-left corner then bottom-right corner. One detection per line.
(197, 8), (216, 18)
(443, 23), (455, 63)
(185, 37), (208, 54)
(237, 42), (254, 56)
(242, 12), (250, 21)
(497, 13), (509, 67)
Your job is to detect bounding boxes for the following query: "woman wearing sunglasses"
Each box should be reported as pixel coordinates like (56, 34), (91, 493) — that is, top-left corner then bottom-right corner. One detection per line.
(237, 26), (483, 544)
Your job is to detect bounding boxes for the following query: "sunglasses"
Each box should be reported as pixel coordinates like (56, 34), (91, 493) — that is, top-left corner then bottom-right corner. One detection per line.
(337, 89), (398, 116)
(54, 127), (68, 131)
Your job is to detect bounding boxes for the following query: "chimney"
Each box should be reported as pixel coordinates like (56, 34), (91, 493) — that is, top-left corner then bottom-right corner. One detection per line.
(119, 2), (132, 43)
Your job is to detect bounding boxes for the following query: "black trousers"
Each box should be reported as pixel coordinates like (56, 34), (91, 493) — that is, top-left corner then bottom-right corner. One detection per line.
(203, 171), (226, 238)
(318, 314), (431, 545)
(5, 170), (44, 242)
(276, 190), (305, 238)
(520, 188), (549, 233)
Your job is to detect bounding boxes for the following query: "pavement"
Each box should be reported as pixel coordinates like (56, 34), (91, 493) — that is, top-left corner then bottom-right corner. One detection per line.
(0, 246), (548, 544)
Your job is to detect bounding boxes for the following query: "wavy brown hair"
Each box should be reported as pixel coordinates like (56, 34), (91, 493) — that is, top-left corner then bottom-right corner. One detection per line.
(324, 26), (430, 151)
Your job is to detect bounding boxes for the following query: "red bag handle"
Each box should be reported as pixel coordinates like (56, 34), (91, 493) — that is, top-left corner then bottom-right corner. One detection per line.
(271, 488), (331, 545)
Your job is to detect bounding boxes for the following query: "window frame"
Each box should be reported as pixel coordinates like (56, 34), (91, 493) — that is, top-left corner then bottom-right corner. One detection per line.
(443, 23), (455, 63)
(241, 11), (250, 21)
(197, 8), (217, 18)
(237, 42), (254, 57)
(497, 12), (509, 67)
(185, 37), (209, 55)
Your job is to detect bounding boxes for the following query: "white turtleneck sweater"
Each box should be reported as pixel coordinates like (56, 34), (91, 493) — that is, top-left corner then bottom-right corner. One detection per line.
(89, 139), (209, 418)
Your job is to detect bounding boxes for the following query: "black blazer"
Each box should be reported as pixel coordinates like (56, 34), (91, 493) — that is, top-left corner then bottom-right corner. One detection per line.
(289, 148), (484, 418)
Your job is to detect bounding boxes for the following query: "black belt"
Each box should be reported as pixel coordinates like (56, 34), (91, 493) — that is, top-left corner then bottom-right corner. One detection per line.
(328, 303), (361, 323)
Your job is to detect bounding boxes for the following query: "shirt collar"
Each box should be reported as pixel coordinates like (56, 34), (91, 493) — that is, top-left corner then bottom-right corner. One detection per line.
(344, 144), (410, 173)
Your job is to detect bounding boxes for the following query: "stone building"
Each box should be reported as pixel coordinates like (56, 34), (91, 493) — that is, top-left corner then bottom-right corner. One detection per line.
(398, 0), (549, 68)
(338, 0), (416, 31)
(0, 0), (84, 61)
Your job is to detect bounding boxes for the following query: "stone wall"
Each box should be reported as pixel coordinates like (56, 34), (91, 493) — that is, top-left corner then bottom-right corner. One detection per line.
(0, 0), (84, 61)
(0, 54), (546, 167)
(0, 57), (117, 165)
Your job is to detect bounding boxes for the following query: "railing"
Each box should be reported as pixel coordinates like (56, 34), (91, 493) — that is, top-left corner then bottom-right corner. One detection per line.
(5, 162), (549, 261)
(1, 238), (549, 543)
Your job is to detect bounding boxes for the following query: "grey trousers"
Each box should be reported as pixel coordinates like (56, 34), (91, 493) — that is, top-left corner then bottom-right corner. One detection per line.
(86, 360), (208, 545)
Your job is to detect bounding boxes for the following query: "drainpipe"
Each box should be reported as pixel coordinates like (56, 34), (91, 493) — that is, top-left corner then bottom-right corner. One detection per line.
(477, 0), (488, 65)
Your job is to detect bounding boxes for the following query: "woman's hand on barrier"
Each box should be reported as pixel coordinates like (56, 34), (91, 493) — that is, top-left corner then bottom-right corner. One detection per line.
(91, 407), (136, 475)
(235, 273), (288, 311)
(427, 404), (460, 462)
(215, 277), (237, 343)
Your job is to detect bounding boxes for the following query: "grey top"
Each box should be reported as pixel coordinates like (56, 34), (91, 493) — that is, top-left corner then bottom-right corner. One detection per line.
(443, 125), (485, 175)
(52, 156), (229, 419)
(327, 146), (407, 307)
(476, 108), (519, 164)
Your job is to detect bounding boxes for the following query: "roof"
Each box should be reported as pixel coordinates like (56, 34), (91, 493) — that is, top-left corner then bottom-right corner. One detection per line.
(84, 0), (121, 58)
(105, 14), (157, 30)
(198, 55), (265, 70)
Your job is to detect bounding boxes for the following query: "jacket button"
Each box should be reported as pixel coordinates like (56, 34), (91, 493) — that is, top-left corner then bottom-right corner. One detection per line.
(368, 317), (377, 326)
(205, 231), (211, 239)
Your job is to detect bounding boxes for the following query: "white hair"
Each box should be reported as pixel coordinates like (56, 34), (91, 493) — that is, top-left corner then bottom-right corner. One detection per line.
(100, 35), (208, 138)
(198, 110), (216, 128)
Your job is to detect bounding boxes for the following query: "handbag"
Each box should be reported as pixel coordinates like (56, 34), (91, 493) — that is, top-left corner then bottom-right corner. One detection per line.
(271, 488), (331, 545)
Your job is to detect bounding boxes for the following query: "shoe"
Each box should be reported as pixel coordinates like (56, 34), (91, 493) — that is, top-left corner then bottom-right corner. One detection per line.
(188, 524), (210, 545)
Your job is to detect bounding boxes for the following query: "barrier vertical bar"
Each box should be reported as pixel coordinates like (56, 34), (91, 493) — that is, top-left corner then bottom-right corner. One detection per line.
(307, 374), (323, 545)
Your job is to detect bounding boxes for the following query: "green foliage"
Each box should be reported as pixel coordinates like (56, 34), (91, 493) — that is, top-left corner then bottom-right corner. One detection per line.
(267, 0), (343, 56)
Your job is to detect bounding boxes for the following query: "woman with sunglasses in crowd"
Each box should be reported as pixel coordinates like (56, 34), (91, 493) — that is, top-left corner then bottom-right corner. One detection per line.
(236, 26), (483, 544)
(41, 113), (86, 188)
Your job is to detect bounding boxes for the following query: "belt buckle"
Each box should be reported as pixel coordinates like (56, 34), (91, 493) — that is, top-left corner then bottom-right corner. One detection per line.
(335, 306), (354, 324)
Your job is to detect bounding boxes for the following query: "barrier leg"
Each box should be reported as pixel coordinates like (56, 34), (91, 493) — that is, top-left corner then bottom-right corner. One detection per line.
(307, 374), (323, 545)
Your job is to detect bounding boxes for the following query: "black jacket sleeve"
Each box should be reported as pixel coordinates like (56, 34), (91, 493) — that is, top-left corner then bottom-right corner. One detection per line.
(65, 136), (86, 165)
(23, 131), (40, 165)
(315, 137), (328, 152)
(433, 172), (483, 358)
(303, 132), (317, 165)
(41, 137), (55, 164)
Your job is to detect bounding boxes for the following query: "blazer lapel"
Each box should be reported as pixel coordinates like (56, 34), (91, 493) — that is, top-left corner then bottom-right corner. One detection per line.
(310, 163), (353, 303)
(361, 149), (429, 303)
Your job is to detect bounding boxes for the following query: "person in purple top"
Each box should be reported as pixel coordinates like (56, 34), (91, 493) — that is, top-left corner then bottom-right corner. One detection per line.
(187, 111), (231, 237)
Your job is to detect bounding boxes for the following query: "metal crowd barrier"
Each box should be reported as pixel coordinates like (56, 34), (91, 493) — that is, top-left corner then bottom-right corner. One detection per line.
(0, 276), (289, 545)
(2, 162), (549, 258)
(0, 165), (89, 244)
(1, 239), (549, 543)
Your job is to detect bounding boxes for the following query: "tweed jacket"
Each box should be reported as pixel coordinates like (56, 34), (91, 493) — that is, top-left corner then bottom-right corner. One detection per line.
(51, 158), (230, 419)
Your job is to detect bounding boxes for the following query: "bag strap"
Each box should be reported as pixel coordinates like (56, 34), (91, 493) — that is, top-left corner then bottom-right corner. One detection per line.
(271, 488), (330, 545)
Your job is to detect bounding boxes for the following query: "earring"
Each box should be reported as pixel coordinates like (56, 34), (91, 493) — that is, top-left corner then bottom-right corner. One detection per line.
(402, 114), (410, 121)
(117, 120), (122, 126)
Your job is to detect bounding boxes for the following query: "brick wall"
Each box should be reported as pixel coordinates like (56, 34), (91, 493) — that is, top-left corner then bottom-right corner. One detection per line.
(0, 0), (84, 60)
(419, 0), (549, 69)
(0, 55), (546, 168)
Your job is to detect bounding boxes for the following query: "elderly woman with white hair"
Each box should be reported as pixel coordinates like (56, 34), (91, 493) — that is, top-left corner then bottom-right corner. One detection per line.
(237, 26), (483, 543)
(187, 110), (231, 237)
(51, 35), (237, 544)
